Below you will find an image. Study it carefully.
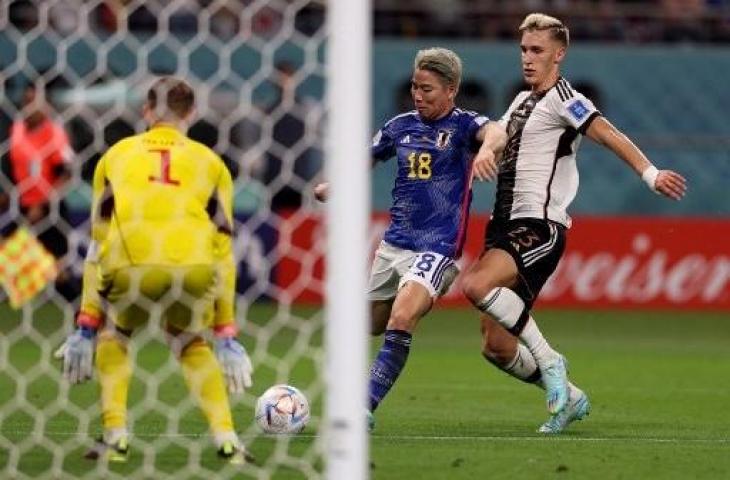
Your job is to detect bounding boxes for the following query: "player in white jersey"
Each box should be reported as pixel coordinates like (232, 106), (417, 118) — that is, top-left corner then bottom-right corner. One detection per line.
(462, 13), (686, 433)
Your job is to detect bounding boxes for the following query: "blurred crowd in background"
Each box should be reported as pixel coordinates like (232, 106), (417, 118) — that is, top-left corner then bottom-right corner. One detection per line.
(1, 0), (729, 304)
(6, 0), (730, 43)
(374, 0), (730, 42)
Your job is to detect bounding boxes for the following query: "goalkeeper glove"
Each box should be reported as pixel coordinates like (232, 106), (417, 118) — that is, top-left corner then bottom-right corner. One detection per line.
(214, 326), (253, 394)
(63, 326), (96, 384)
(53, 340), (68, 360)
(56, 311), (104, 360)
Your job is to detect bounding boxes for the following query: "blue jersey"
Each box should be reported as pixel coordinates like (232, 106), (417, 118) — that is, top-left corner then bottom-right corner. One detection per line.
(372, 108), (488, 258)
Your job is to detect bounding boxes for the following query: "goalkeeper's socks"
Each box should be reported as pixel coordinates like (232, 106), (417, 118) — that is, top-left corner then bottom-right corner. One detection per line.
(368, 329), (412, 412)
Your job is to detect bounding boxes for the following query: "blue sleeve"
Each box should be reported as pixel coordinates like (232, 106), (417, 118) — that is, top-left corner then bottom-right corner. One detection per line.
(371, 121), (396, 162)
(465, 112), (489, 152)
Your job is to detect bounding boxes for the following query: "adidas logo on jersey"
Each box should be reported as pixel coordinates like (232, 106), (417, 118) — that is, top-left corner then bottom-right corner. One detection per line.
(400, 135), (411, 144)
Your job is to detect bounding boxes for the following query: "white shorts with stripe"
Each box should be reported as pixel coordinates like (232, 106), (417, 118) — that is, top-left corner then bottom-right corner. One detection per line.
(367, 241), (459, 301)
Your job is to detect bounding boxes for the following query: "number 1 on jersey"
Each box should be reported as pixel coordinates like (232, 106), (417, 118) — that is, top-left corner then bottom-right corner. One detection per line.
(148, 149), (180, 186)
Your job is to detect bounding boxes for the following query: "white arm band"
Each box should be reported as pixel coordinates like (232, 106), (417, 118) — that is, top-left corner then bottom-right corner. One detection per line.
(641, 165), (659, 192)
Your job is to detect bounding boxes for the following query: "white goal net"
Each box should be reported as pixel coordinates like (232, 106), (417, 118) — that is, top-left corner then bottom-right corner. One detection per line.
(0, 0), (361, 478)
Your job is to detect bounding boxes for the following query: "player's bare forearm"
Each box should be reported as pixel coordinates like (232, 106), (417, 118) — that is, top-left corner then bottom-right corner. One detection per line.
(473, 122), (506, 181)
(586, 116), (651, 175)
(587, 117), (686, 200)
(476, 122), (508, 151)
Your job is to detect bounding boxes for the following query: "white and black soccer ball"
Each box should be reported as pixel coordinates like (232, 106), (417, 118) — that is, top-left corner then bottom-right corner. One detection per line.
(255, 384), (310, 434)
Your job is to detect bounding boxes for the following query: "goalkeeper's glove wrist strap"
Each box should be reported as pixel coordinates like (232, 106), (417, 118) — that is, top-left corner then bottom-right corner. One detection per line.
(213, 324), (238, 338)
(76, 311), (102, 330)
(79, 326), (97, 339)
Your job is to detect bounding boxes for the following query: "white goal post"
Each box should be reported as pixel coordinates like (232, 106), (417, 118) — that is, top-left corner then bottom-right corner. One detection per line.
(325, 0), (370, 479)
(0, 0), (371, 478)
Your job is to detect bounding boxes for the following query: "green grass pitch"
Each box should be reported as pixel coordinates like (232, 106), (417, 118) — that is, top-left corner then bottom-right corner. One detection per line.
(1, 302), (729, 479)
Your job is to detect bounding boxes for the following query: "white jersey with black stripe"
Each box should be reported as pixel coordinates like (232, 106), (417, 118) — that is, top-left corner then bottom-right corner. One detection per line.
(493, 77), (600, 228)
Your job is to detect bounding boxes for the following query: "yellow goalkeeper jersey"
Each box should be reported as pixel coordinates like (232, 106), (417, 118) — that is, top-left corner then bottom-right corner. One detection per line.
(91, 124), (234, 272)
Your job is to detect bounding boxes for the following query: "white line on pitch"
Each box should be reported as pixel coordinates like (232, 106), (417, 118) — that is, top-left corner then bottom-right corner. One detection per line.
(375, 435), (730, 444)
(6, 431), (730, 444)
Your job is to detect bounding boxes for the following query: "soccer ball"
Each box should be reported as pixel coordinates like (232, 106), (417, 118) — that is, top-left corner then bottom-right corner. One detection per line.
(255, 384), (310, 434)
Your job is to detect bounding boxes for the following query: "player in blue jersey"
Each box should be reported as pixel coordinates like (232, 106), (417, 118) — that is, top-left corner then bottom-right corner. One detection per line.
(315, 47), (499, 428)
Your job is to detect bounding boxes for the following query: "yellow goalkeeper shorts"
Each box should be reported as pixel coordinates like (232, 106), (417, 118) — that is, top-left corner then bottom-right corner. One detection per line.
(100, 265), (217, 333)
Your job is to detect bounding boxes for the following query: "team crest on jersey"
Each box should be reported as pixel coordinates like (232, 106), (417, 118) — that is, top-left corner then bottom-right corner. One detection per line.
(567, 100), (589, 120)
(436, 129), (453, 149)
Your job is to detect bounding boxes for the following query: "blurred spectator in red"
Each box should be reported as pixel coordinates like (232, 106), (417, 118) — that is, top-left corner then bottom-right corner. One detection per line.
(2, 81), (79, 300)
(4, 82), (73, 260)
(8, 82), (71, 241)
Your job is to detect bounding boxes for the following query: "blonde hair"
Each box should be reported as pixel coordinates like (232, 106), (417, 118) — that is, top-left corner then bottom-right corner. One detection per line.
(414, 47), (462, 91)
(519, 13), (570, 46)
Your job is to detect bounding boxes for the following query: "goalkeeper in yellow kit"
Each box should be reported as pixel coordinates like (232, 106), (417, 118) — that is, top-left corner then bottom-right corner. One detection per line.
(62, 77), (253, 464)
